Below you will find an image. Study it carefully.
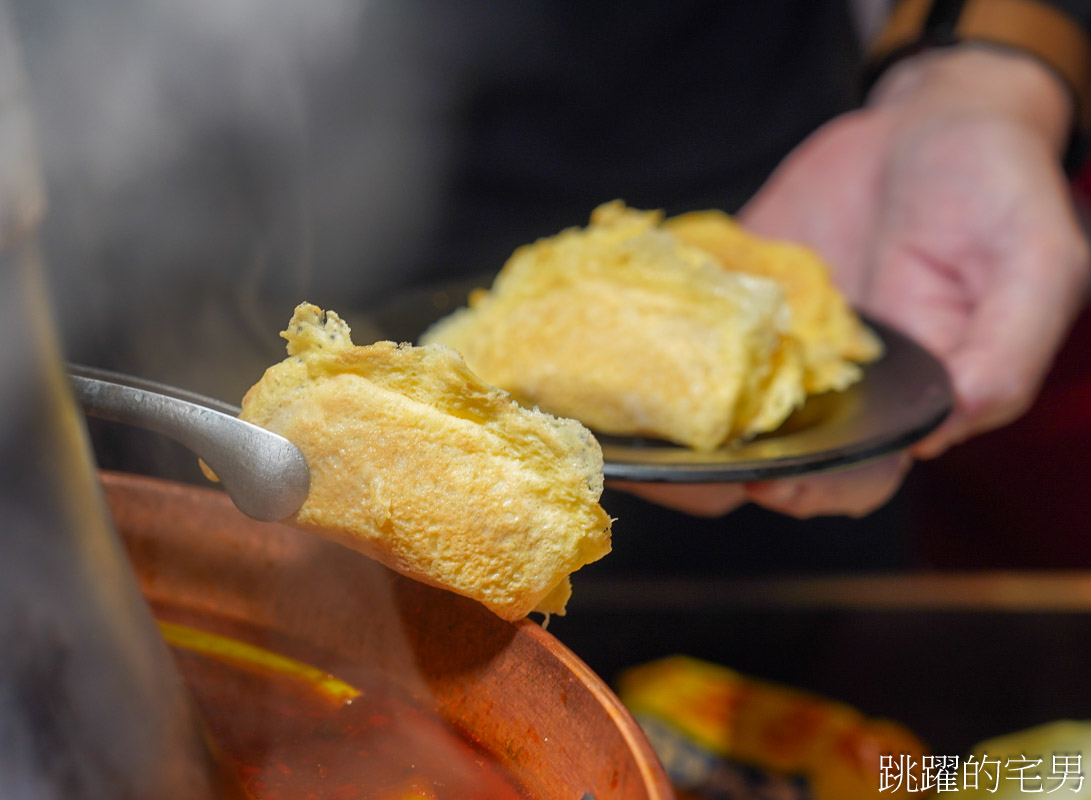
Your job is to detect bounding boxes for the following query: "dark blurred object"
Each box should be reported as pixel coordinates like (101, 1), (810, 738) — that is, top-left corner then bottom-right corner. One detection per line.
(0, 5), (236, 796)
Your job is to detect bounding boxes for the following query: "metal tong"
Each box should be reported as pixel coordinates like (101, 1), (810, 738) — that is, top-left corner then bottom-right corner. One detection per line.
(69, 365), (309, 522)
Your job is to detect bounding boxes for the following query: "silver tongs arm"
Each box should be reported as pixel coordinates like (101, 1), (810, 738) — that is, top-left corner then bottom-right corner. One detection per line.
(68, 365), (309, 522)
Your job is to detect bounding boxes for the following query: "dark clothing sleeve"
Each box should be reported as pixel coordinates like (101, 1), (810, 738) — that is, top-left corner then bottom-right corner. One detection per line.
(416, 1), (864, 288)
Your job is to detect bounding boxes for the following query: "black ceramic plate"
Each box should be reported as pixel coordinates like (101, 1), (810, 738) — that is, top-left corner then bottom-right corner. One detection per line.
(370, 275), (954, 483)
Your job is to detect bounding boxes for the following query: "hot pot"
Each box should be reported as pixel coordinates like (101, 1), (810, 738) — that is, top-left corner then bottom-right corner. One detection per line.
(101, 470), (673, 800)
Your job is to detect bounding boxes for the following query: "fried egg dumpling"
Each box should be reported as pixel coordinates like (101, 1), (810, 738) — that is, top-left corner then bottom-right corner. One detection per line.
(422, 202), (807, 451)
(235, 303), (612, 621)
(422, 202), (880, 451)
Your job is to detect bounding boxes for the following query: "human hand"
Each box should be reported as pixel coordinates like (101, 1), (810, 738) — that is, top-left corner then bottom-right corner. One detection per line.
(619, 46), (1090, 519)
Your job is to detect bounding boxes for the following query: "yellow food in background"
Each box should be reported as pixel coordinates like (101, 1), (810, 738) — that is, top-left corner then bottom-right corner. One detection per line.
(422, 202), (807, 451)
(422, 201), (879, 451)
(959, 720), (1091, 797)
(235, 303), (612, 621)
(617, 655), (930, 800)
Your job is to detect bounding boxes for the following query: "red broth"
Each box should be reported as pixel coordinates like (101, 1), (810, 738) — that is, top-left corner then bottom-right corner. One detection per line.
(161, 614), (533, 800)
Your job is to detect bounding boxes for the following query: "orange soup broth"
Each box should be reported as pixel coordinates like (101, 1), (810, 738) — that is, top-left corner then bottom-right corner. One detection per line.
(159, 608), (533, 800)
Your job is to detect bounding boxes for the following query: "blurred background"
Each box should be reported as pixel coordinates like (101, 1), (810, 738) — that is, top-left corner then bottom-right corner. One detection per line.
(11, 0), (1091, 578)
(6, 0), (1091, 761)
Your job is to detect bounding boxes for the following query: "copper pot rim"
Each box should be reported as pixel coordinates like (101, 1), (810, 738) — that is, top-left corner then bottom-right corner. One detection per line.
(100, 470), (673, 800)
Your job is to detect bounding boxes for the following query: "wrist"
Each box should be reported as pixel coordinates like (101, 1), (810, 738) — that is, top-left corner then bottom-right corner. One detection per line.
(867, 45), (1073, 156)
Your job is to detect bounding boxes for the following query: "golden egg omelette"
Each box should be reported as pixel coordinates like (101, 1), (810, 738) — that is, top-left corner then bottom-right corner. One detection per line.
(231, 303), (613, 621)
(422, 201), (880, 452)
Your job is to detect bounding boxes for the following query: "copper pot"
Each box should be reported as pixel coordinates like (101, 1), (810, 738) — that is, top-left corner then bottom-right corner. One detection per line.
(102, 471), (673, 799)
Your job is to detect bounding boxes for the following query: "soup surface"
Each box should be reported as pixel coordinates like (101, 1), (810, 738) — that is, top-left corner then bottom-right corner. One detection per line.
(157, 608), (532, 800)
